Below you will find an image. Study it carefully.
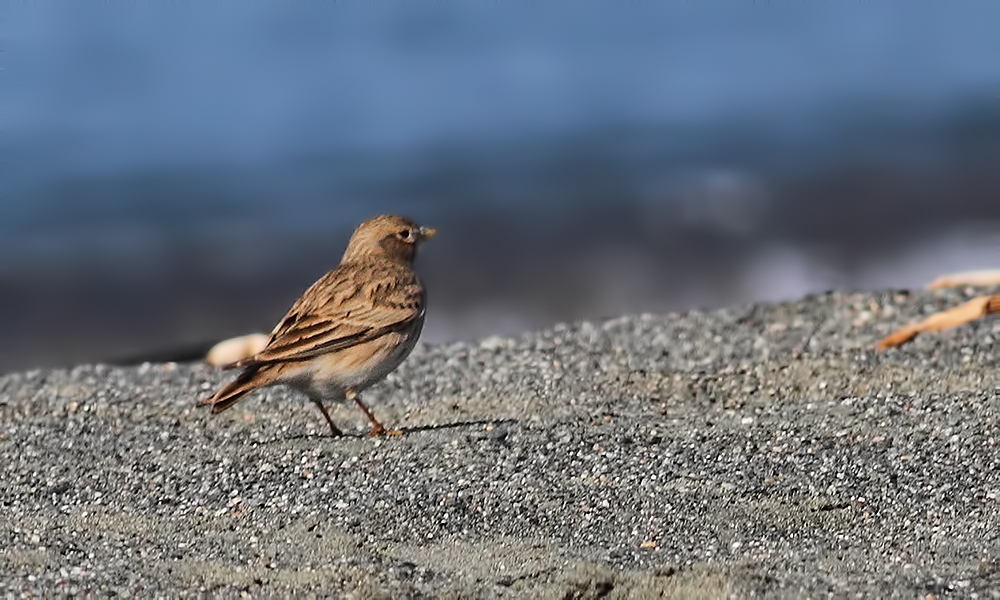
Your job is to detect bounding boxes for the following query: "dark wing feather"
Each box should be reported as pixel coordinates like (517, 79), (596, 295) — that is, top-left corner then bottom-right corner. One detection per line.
(236, 262), (423, 368)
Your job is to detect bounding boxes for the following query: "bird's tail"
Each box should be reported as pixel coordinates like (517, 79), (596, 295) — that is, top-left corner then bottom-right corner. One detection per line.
(201, 366), (276, 413)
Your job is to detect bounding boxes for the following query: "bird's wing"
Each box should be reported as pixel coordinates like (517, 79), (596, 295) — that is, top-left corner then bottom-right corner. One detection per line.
(235, 263), (424, 367)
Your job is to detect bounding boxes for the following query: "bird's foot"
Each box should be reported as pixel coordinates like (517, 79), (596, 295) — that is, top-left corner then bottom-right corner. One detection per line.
(365, 424), (403, 437)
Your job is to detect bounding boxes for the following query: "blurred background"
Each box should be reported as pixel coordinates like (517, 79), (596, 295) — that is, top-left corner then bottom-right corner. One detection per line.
(4, 3), (1000, 373)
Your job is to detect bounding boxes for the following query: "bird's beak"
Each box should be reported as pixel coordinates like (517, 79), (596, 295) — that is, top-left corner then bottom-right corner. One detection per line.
(418, 226), (437, 240)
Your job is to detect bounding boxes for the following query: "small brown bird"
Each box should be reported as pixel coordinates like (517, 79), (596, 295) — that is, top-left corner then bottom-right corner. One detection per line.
(201, 214), (435, 436)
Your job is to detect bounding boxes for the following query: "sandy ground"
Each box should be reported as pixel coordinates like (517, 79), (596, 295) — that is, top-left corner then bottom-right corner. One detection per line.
(3, 288), (1000, 598)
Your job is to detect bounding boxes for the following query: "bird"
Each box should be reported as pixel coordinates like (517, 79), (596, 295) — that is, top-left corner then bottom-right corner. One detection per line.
(201, 214), (435, 437)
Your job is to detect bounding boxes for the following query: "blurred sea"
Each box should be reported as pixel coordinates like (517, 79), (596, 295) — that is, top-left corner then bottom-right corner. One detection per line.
(4, 4), (1000, 372)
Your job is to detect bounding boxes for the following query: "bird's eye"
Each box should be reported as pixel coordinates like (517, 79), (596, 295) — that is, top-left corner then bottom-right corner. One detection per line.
(397, 228), (412, 240)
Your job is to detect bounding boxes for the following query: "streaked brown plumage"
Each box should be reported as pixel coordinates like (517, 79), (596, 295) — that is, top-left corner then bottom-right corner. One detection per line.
(201, 214), (435, 436)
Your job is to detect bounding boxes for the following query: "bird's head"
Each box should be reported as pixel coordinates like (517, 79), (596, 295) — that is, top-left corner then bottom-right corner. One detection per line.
(342, 214), (436, 265)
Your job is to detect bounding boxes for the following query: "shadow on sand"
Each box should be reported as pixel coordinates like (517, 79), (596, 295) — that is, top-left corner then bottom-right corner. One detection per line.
(247, 418), (519, 443)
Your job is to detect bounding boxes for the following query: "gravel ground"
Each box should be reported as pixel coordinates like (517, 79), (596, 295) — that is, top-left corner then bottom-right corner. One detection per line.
(3, 288), (1000, 598)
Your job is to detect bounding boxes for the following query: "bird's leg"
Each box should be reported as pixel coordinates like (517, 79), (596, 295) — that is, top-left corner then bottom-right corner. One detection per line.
(308, 395), (344, 437)
(346, 390), (398, 437)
